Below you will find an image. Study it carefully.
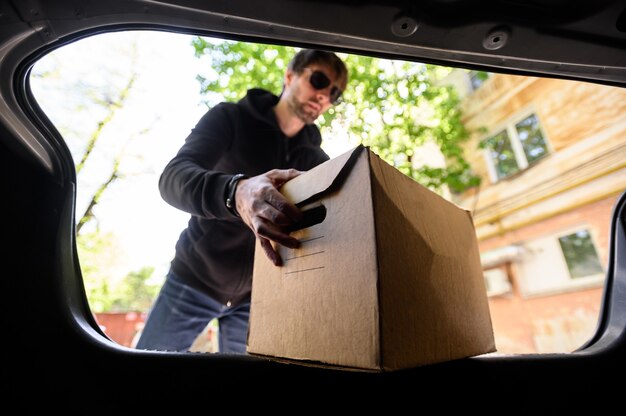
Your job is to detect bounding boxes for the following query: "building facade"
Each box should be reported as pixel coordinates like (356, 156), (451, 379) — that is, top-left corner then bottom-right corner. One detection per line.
(449, 70), (626, 353)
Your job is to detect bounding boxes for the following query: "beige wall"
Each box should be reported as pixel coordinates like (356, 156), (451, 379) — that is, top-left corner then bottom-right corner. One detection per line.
(456, 74), (626, 242)
(452, 71), (626, 353)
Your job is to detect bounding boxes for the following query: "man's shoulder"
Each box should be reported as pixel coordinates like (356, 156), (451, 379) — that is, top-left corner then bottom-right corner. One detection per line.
(211, 101), (239, 112)
(238, 89), (279, 110)
(204, 101), (241, 121)
(245, 88), (275, 98)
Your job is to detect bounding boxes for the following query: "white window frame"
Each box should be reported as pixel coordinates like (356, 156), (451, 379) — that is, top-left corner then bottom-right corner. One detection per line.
(556, 228), (605, 282)
(516, 225), (605, 297)
(483, 110), (551, 183)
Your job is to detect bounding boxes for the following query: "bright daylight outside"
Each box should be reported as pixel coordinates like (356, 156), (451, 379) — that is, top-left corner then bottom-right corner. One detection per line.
(30, 30), (626, 355)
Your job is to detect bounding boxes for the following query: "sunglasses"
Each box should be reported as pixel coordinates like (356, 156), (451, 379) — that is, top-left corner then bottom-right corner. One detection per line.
(304, 68), (343, 104)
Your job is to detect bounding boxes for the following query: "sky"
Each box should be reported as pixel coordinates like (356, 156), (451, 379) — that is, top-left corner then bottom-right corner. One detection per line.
(29, 30), (356, 285)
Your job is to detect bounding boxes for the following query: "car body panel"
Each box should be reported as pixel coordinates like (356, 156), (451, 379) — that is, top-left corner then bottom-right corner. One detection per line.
(1, 0), (625, 407)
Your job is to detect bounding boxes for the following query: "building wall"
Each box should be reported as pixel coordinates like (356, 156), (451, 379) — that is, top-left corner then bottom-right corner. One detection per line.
(489, 287), (603, 354)
(461, 75), (626, 161)
(481, 195), (616, 353)
(95, 312), (146, 348)
(95, 312), (218, 352)
(479, 194), (618, 268)
(452, 71), (626, 354)
(457, 75), (626, 242)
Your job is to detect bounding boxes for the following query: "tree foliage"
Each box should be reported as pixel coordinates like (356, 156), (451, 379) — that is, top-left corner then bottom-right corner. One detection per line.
(31, 35), (160, 312)
(192, 38), (480, 192)
(109, 267), (161, 312)
(77, 230), (120, 312)
(77, 231), (160, 313)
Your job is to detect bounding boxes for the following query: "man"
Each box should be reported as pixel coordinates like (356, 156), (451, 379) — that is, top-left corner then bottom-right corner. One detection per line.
(135, 49), (348, 353)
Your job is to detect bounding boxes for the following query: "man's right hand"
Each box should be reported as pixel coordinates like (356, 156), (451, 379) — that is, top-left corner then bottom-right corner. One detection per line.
(234, 169), (303, 266)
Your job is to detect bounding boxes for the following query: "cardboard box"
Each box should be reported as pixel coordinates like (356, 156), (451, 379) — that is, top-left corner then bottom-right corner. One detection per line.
(247, 145), (495, 371)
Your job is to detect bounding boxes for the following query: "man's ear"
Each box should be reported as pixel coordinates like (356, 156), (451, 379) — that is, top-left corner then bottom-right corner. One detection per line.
(284, 69), (295, 87)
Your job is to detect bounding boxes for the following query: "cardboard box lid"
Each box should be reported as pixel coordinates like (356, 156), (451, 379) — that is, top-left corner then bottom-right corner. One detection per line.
(281, 145), (364, 206)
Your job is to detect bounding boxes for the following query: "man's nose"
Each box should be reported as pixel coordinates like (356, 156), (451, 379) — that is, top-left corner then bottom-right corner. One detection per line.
(315, 88), (331, 104)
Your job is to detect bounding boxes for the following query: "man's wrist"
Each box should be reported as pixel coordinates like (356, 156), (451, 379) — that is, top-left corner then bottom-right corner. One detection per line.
(225, 173), (249, 217)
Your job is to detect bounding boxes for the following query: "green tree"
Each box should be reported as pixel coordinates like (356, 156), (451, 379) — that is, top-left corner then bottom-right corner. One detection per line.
(192, 39), (480, 192)
(77, 230), (159, 313)
(74, 66), (138, 234)
(76, 230), (120, 312)
(110, 267), (160, 312)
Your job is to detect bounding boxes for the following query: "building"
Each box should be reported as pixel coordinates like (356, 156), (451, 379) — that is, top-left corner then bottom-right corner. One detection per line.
(447, 70), (626, 353)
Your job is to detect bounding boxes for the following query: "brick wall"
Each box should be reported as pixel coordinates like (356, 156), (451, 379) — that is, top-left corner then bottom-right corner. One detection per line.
(95, 312), (146, 348)
(481, 194), (619, 353)
(489, 287), (603, 353)
(479, 194), (619, 267)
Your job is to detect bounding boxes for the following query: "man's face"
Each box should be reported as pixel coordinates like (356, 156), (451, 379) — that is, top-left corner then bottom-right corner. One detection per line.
(284, 63), (344, 124)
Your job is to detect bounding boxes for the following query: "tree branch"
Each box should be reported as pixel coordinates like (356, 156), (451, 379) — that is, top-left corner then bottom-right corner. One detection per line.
(75, 72), (137, 174)
(76, 159), (120, 235)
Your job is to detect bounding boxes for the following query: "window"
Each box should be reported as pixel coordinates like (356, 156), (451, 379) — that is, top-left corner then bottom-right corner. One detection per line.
(515, 227), (605, 297)
(488, 129), (519, 179)
(484, 113), (549, 181)
(469, 70), (491, 91)
(558, 230), (604, 279)
(516, 114), (548, 164)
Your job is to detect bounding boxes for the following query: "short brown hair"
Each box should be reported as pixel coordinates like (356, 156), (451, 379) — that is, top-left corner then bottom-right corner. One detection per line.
(288, 49), (348, 88)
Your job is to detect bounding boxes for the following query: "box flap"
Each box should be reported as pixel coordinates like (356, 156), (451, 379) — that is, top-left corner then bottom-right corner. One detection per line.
(280, 145), (364, 206)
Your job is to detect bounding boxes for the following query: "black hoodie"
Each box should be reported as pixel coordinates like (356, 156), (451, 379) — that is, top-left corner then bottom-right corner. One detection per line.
(159, 89), (329, 306)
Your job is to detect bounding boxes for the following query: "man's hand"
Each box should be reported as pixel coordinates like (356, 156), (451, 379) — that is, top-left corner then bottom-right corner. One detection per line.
(235, 169), (303, 266)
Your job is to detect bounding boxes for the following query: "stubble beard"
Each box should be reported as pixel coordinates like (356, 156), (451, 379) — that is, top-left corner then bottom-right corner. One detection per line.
(286, 87), (319, 125)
